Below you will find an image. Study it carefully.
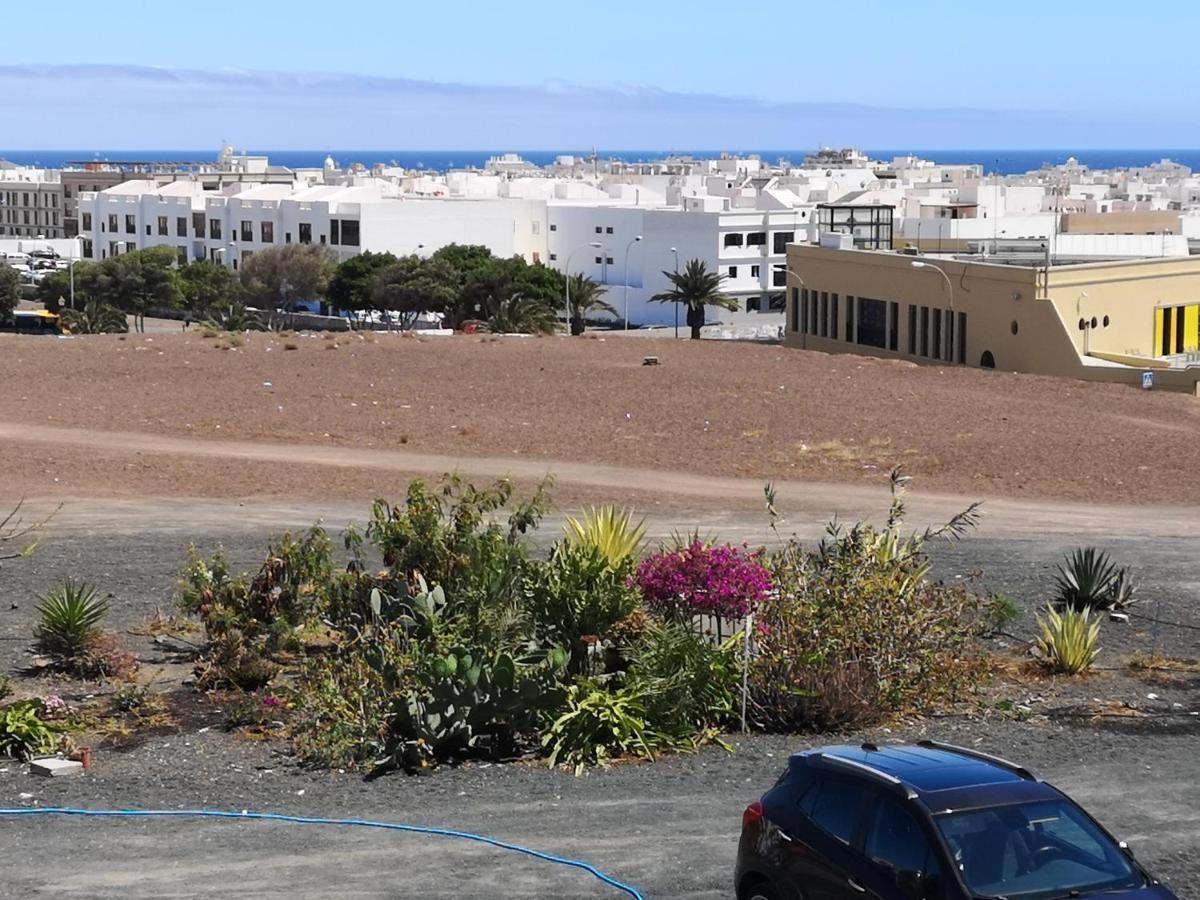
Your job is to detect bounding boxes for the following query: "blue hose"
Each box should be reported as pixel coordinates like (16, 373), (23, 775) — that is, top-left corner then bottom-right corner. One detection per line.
(0, 806), (644, 899)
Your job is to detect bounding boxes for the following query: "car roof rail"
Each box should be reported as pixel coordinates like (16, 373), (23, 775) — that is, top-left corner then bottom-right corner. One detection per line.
(916, 740), (1037, 781)
(815, 753), (918, 800)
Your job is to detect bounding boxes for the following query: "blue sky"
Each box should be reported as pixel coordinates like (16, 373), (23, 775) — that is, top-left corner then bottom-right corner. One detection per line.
(3, 0), (1199, 149)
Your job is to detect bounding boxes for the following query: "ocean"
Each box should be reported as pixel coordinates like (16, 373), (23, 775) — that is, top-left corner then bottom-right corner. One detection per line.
(1, 149), (1198, 175)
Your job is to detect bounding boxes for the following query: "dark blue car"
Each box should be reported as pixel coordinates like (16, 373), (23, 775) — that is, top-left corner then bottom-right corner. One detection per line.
(736, 741), (1178, 900)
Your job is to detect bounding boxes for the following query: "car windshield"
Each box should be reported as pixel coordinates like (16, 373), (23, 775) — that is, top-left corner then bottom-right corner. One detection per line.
(935, 798), (1142, 899)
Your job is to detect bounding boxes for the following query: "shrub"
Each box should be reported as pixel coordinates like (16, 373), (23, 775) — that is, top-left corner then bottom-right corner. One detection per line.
(543, 680), (654, 774)
(562, 506), (646, 567)
(0, 674), (10, 702)
(1053, 547), (1136, 611)
(632, 541), (771, 623)
(1037, 605), (1100, 675)
(980, 592), (1022, 636)
(0, 700), (60, 760)
(72, 632), (139, 681)
(291, 652), (392, 769)
(34, 579), (109, 661)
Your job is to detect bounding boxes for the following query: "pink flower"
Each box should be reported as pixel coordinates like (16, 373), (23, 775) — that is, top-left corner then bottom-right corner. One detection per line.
(632, 541), (772, 620)
(261, 695), (281, 708)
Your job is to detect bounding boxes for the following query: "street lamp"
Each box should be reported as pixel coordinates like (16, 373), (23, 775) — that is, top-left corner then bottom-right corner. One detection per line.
(670, 247), (680, 338)
(773, 263), (806, 349)
(622, 235), (642, 330)
(564, 241), (603, 334)
(912, 260), (956, 362)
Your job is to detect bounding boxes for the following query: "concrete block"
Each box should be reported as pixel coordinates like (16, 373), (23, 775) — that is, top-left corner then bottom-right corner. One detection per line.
(30, 757), (83, 777)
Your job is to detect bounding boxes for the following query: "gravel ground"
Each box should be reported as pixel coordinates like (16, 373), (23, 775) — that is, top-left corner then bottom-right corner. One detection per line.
(3, 331), (1200, 504)
(2, 526), (1198, 898)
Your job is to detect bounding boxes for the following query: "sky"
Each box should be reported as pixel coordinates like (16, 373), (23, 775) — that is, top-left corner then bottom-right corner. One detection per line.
(3, 0), (1200, 150)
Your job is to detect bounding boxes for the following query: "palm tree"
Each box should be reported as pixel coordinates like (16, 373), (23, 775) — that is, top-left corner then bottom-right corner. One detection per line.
(203, 303), (266, 333)
(567, 274), (616, 335)
(484, 293), (558, 335)
(650, 259), (737, 339)
(62, 299), (128, 335)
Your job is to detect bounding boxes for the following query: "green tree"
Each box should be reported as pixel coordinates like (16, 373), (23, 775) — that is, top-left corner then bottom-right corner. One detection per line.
(650, 259), (737, 340)
(34, 262), (99, 313)
(371, 255), (458, 330)
(566, 273), (615, 335)
(62, 298), (128, 334)
(0, 265), (19, 324)
(240, 244), (337, 310)
(179, 261), (242, 320)
(95, 247), (183, 333)
(327, 251), (397, 317)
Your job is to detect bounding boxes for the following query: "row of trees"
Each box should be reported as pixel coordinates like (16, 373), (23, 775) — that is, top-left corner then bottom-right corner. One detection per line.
(27, 241), (738, 339)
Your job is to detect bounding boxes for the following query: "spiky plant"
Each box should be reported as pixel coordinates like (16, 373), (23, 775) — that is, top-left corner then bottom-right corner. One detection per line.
(1037, 605), (1100, 675)
(484, 292), (558, 335)
(203, 302), (266, 333)
(1053, 547), (1134, 611)
(34, 579), (109, 662)
(62, 298), (128, 334)
(563, 506), (646, 567)
(567, 274), (616, 335)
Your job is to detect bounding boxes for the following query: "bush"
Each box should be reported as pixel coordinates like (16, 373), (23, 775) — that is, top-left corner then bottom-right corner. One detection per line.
(633, 541), (771, 623)
(1054, 548), (1136, 611)
(562, 506), (645, 567)
(0, 699), (60, 760)
(291, 652), (392, 769)
(34, 579), (109, 661)
(751, 473), (985, 731)
(1037, 605), (1100, 675)
(543, 680), (655, 774)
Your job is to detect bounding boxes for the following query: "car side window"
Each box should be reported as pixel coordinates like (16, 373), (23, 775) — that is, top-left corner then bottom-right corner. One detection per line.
(807, 779), (870, 845)
(866, 797), (937, 874)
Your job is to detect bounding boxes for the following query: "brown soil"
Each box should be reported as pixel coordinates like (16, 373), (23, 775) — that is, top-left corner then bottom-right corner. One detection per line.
(2, 330), (1199, 505)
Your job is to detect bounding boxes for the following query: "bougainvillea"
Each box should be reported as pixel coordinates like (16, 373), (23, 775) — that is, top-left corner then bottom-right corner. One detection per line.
(632, 541), (772, 621)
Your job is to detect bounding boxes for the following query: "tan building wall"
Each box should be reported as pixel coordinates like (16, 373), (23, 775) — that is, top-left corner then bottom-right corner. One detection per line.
(1060, 211), (1181, 235)
(782, 244), (1200, 395)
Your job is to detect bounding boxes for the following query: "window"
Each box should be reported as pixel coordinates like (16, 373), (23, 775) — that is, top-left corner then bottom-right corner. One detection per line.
(807, 780), (870, 845)
(797, 289), (807, 332)
(751, 265), (760, 278)
(768, 293), (786, 311)
(866, 798), (936, 876)
(830, 293), (840, 336)
(931, 308), (943, 360)
(330, 220), (340, 245)
(319, 234), (326, 244)
(857, 297), (887, 349)
(595, 256), (603, 264)
(957, 312), (967, 364)
(773, 269), (787, 287)
(728, 266), (738, 279)
(82, 213), (92, 232)
(747, 231), (766, 246)
(177, 217), (187, 237)
(285, 232), (292, 244)
(125, 214), (136, 234)
(299, 223), (312, 244)
(724, 233), (744, 248)
(908, 305), (917, 355)
(773, 231), (794, 254)
(747, 296), (761, 312)
(340, 220), (359, 246)
(920, 306), (930, 357)
(606, 226), (614, 234)
(210, 219), (222, 240)
(107, 213), (117, 232)
(145, 224), (151, 235)
(549, 223), (557, 231)
(595, 226), (602, 234)
(845, 296), (856, 342)
(261, 221), (274, 243)
(82, 239), (93, 259)
(193, 212), (205, 238)
(176, 247), (188, 267)
(819, 292), (829, 337)
(549, 253), (557, 261)
(889, 302), (899, 351)
(240, 221), (253, 242)
(154, 215), (167, 236)
(605, 256), (614, 265)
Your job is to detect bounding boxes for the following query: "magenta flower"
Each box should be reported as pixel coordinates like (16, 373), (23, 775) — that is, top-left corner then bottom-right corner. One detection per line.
(632, 541), (772, 621)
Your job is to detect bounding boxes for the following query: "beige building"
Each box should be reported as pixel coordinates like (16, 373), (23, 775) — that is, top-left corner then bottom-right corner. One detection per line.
(783, 243), (1200, 395)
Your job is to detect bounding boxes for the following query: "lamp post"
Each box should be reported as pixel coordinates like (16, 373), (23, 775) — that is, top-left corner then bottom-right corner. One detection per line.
(773, 263), (805, 349)
(670, 246), (679, 338)
(564, 241), (603, 334)
(912, 260), (956, 362)
(622, 235), (642, 330)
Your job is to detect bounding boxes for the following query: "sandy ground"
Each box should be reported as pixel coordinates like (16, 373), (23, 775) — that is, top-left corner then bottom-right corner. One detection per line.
(2, 330), (1199, 506)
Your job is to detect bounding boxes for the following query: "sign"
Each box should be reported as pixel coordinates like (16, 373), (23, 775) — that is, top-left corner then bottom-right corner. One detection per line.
(1142, 371), (1154, 390)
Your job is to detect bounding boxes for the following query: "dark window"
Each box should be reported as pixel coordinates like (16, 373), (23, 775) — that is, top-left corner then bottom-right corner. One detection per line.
(145, 224), (151, 235)
(82, 213), (92, 232)
(193, 212), (205, 238)
(549, 224), (557, 231)
(319, 234), (326, 244)
(773, 231), (794, 254)
(747, 231), (766, 246)
(261, 222), (274, 243)
(342, 219), (360, 246)
(808, 780), (870, 845)
(82, 239), (93, 258)
(820, 292), (829, 337)
(330, 220), (340, 245)
(845, 296), (856, 342)
(606, 226), (614, 234)
(595, 226), (602, 234)
(768, 293), (786, 311)
(908, 305), (917, 354)
(931, 308), (943, 359)
(773, 269), (787, 287)
(177, 217), (187, 237)
(857, 297), (888, 349)
(724, 233), (744, 248)
(747, 296), (761, 312)
(157, 216), (168, 236)
(605, 256), (614, 265)
(209, 219), (222, 240)
(729, 266), (738, 278)
(751, 265), (760, 279)
(595, 256), (603, 264)
(920, 306), (930, 357)
(957, 312), (967, 364)
(865, 798), (936, 876)
(889, 301), (899, 351)
(285, 232), (292, 244)
(125, 214), (136, 234)
(240, 221), (253, 242)
(177, 247), (188, 267)
(830, 293), (839, 338)
(798, 289), (808, 333)
(298, 223), (312, 244)
(981, 350), (996, 368)
(549, 253), (557, 261)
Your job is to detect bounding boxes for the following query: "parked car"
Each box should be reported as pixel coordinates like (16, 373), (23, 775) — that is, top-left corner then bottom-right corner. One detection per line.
(736, 741), (1178, 900)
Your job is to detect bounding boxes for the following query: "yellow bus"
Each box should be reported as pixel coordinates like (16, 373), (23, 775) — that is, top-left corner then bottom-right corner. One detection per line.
(0, 310), (68, 335)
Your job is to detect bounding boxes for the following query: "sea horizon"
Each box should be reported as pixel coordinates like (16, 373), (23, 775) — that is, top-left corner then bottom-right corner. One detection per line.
(2, 148), (1199, 176)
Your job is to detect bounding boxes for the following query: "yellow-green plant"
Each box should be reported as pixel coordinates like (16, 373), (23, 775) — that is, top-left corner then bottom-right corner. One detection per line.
(1037, 605), (1100, 675)
(563, 506), (646, 567)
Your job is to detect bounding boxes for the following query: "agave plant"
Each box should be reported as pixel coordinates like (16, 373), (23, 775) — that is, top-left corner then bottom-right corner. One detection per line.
(1037, 604), (1100, 675)
(203, 302), (266, 333)
(62, 298), (128, 334)
(1053, 547), (1135, 611)
(34, 578), (109, 661)
(563, 506), (646, 567)
(484, 292), (558, 335)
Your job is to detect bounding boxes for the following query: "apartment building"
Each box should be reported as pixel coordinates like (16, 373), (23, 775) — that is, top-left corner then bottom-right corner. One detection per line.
(0, 165), (66, 238)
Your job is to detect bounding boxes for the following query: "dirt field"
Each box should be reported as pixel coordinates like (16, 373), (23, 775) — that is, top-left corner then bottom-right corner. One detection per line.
(3, 330), (1200, 505)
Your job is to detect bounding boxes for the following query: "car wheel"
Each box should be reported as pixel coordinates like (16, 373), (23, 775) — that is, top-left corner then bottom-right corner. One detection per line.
(741, 879), (783, 900)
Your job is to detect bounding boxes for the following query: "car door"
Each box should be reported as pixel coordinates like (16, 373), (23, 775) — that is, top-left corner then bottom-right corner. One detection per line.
(776, 775), (874, 899)
(857, 795), (950, 900)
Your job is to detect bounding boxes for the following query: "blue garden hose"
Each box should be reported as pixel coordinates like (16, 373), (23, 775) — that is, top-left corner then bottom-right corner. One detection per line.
(0, 806), (644, 899)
